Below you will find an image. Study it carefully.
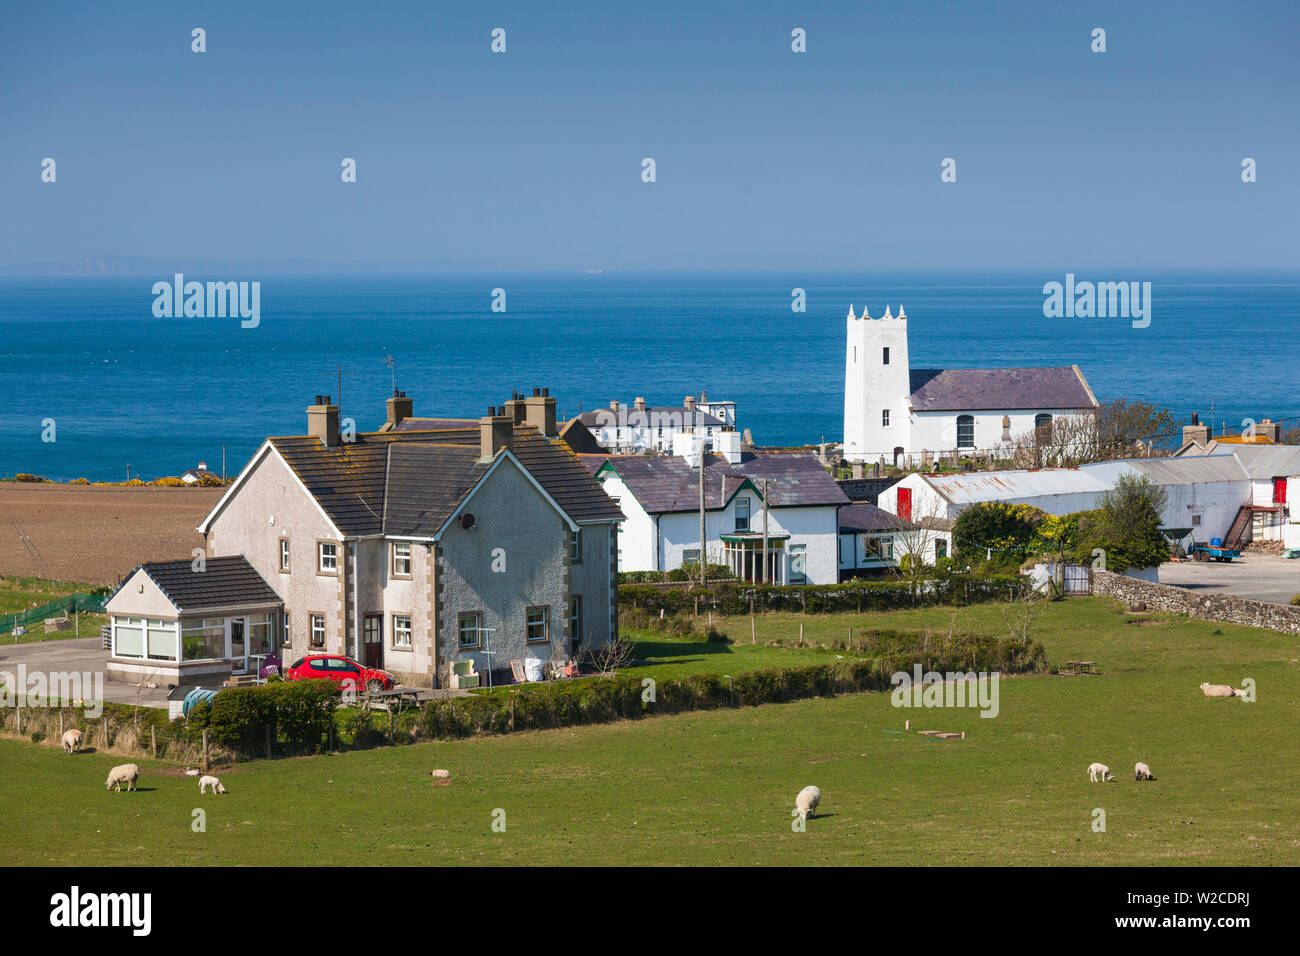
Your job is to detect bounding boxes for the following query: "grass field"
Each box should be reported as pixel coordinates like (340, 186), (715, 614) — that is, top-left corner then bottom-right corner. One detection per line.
(0, 575), (107, 642)
(2, 597), (1298, 865)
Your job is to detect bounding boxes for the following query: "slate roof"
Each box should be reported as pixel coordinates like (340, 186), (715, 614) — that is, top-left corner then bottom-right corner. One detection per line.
(908, 366), (1097, 412)
(266, 425), (622, 538)
(117, 556), (282, 612)
(598, 452), (848, 515)
(838, 502), (911, 533)
(576, 406), (725, 429)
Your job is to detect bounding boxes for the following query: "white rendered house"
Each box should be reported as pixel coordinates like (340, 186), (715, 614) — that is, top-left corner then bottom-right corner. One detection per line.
(843, 304), (1099, 465)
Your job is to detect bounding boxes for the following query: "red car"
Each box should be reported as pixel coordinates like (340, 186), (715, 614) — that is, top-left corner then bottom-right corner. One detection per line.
(287, 654), (395, 693)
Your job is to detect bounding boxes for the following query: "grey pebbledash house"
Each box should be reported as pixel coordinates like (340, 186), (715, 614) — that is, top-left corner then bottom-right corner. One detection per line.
(103, 390), (624, 689)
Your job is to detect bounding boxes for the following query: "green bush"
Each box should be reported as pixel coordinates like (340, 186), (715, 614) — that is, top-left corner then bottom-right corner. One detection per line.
(416, 637), (1046, 741)
(176, 679), (340, 755)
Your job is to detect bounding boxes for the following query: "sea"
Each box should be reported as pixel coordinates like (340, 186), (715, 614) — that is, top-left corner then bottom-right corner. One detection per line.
(1, 271), (1297, 482)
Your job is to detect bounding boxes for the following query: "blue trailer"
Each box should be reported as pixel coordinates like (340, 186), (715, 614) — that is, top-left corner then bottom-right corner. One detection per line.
(1190, 538), (1242, 562)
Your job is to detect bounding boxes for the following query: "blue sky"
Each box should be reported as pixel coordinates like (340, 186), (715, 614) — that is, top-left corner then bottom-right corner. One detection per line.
(2, 0), (1296, 272)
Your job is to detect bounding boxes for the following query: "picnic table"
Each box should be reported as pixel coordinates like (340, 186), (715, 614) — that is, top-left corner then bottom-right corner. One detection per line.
(1060, 660), (1098, 676)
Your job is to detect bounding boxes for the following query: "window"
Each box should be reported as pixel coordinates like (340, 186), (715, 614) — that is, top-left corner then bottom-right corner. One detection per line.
(279, 538), (290, 572)
(181, 618), (224, 662)
(789, 544), (807, 584)
(683, 549), (701, 566)
(526, 606), (550, 644)
(882, 409), (890, 427)
(1191, 514), (1202, 527)
(283, 611), (291, 645)
(935, 539), (948, 560)
(247, 614), (274, 657)
(317, 541), (337, 574)
(113, 617), (144, 658)
(883, 347), (890, 365)
(310, 614), (326, 648)
(570, 529), (582, 563)
(391, 541), (411, 577)
(1034, 413), (1053, 440)
(459, 612), (482, 649)
(956, 415), (975, 449)
(569, 595), (583, 648)
(392, 614), (412, 648)
(735, 496), (751, 532)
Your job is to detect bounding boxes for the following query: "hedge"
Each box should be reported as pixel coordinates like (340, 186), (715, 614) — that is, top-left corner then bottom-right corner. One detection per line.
(619, 575), (1024, 616)
(176, 679), (341, 754)
(417, 636), (1046, 740)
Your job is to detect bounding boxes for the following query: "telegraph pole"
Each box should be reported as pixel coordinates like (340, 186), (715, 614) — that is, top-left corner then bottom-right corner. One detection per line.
(699, 446), (706, 587)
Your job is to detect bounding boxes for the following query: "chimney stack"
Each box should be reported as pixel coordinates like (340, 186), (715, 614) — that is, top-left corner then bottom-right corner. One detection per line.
(386, 390), (413, 429)
(525, 387), (557, 437)
(1256, 418), (1280, 443)
(504, 391), (528, 426)
(1182, 413), (1210, 449)
(480, 406), (513, 459)
(308, 396), (340, 447)
(683, 395), (695, 412)
(634, 396), (646, 412)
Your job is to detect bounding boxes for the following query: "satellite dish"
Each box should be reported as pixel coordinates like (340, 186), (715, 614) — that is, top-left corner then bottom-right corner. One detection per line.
(461, 513), (476, 530)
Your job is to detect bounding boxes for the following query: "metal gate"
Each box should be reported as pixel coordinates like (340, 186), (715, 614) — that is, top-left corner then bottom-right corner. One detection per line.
(1061, 563), (1093, 596)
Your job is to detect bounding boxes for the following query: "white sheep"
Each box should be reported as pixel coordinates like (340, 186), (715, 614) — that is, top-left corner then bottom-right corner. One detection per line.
(794, 785), (821, 820)
(1087, 762), (1115, 782)
(105, 763), (139, 792)
(198, 775), (226, 794)
(1200, 682), (1238, 698)
(1134, 761), (1156, 781)
(61, 728), (82, 754)
(430, 769), (451, 779)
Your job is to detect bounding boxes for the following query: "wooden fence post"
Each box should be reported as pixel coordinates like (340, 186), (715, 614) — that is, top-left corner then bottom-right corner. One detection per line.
(151, 726), (157, 758)
(201, 729), (209, 771)
(751, 616), (756, 645)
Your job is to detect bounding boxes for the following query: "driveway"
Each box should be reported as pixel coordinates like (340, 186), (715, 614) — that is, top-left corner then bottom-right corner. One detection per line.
(1158, 552), (1300, 606)
(0, 637), (170, 708)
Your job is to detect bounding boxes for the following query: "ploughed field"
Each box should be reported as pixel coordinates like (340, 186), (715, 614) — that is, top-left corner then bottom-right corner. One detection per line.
(0, 483), (221, 585)
(1, 599), (1297, 865)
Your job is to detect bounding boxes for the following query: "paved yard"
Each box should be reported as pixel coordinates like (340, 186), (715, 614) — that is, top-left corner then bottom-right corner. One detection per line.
(0, 637), (169, 708)
(1159, 552), (1300, 605)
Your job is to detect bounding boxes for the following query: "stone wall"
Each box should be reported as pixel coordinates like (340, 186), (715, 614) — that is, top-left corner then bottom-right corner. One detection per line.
(1093, 569), (1300, 635)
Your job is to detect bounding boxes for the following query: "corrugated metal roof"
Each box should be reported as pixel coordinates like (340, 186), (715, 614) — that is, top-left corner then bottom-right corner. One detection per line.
(921, 468), (1110, 505)
(1219, 445), (1300, 480)
(1083, 455), (1248, 486)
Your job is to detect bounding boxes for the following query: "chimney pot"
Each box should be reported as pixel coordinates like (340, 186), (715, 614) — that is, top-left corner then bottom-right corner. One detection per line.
(480, 410), (513, 459)
(386, 392), (413, 428)
(308, 398), (340, 447)
(525, 388), (558, 438)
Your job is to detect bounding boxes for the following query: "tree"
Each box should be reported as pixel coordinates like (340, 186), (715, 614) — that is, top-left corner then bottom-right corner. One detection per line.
(1076, 475), (1170, 571)
(1006, 399), (1179, 467)
(952, 502), (1047, 566)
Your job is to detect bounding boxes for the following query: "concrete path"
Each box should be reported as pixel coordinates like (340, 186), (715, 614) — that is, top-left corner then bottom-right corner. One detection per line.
(0, 637), (170, 708)
(1159, 553), (1300, 606)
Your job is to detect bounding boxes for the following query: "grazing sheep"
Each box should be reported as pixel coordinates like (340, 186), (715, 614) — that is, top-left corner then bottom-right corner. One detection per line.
(794, 785), (821, 820)
(1200, 683), (1237, 698)
(182, 767), (200, 776)
(198, 775), (226, 794)
(1087, 762), (1115, 782)
(1135, 761), (1156, 781)
(430, 769), (451, 779)
(104, 763), (139, 792)
(60, 728), (82, 754)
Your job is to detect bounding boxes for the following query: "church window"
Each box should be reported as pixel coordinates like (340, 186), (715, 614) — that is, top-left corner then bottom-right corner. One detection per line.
(956, 415), (975, 449)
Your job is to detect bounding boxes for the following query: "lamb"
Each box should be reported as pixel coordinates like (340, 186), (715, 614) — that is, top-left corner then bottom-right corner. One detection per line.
(198, 775), (226, 794)
(794, 785), (821, 820)
(1087, 762), (1115, 782)
(430, 769), (451, 779)
(1134, 761), (1156, 781)
(1200, 682), (1242, 698)
(104, 763), (139, 792)
(60, 728), (82, 754)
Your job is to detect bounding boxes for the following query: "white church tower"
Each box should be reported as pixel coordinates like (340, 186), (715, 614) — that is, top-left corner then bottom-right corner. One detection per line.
(843, 303), (911, 464)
